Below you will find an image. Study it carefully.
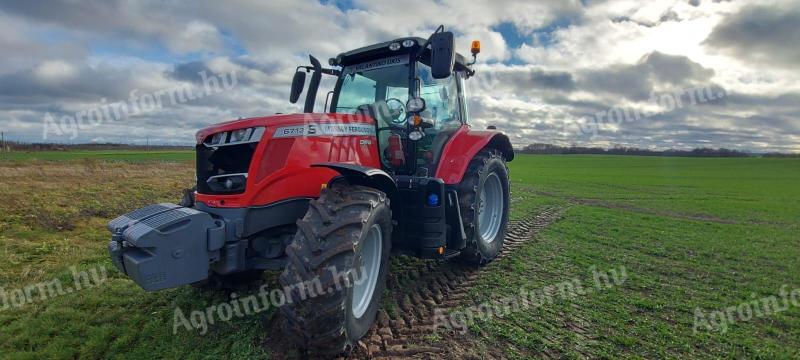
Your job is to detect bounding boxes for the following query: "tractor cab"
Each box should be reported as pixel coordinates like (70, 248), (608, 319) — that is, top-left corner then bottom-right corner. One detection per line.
(290, 28), (481, 177)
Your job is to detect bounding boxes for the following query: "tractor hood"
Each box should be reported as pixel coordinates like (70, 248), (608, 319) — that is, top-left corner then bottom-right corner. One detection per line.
(192, 111), (383, 208)
(194, 113), (375, 144)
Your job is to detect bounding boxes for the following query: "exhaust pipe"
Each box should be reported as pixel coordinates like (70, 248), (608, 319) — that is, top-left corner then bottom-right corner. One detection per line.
(304, 55), (323, 113)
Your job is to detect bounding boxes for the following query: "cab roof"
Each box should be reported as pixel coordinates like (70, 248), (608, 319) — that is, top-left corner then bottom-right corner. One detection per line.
(330, 36), (471, 71)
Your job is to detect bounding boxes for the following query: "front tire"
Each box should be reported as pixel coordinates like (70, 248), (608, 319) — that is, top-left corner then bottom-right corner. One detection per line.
(279, 184), (392, 355)
(458, 148), (510, 265)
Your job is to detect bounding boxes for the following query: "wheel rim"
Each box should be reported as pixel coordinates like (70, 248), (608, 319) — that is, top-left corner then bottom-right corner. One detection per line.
(352, 224), (382, 319)
(478, 172), (504, 243)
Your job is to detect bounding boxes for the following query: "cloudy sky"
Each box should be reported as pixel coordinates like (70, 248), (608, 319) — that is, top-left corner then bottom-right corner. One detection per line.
(1, 0), (798, 152)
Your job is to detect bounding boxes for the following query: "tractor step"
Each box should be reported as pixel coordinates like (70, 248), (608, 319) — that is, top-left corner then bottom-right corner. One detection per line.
(442, 249), (461, 259)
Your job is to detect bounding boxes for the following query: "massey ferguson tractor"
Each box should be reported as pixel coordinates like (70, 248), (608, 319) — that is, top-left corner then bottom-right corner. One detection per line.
(107, 26), (513, 355)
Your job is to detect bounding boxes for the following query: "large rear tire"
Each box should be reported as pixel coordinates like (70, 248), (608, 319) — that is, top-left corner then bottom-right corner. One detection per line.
(458, 148), (510, 265)
(279, 183), (392, 355)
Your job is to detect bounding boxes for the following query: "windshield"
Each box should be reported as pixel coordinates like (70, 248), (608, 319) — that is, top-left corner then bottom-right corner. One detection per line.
(334, 62), (410, 124)
(334, 60), (461, 127)
(416, 62), (462, 131)
(332, 56), (465, 175)
(413, 62), (463, 174)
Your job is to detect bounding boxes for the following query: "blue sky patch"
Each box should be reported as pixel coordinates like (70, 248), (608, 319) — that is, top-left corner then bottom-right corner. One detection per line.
(492, 22), (529, 49)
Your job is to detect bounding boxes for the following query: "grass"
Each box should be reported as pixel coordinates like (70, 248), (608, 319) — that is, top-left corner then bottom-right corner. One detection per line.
(0, 152), (798, 359)
(0, 150), (194, 162)
(466, 155), (800, 358)
(0, 157), (274, 359)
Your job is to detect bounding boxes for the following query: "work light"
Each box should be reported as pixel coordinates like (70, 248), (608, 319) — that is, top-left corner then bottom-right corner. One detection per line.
(231, 128), (250, 143)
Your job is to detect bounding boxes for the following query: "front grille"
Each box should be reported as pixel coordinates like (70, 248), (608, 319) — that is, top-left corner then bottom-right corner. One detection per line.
(196, 142), (257, 194)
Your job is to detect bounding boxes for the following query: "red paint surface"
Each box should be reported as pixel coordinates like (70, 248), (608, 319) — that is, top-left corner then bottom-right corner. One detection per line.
(434, 125), (510, 184)
(195, 113), (381, 208)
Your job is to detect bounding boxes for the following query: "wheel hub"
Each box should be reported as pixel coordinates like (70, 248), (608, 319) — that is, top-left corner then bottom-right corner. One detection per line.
(352, 224), (382, 318)
(478, 173), (503, 243)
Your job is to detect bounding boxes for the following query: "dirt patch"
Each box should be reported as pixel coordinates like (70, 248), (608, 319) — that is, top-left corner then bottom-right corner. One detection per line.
(259, 206), (568, 359)
(347, 206), (568, 359)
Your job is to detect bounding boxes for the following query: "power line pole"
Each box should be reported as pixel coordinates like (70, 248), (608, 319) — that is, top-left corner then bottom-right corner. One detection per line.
(1, 131), (4, 152)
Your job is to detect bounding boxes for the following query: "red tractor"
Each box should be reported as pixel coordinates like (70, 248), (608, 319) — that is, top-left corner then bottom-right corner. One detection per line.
(107, 26), (513, 354)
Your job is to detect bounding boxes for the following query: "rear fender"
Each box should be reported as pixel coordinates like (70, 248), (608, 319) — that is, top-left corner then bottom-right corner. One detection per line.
(435, 126), (514, 184)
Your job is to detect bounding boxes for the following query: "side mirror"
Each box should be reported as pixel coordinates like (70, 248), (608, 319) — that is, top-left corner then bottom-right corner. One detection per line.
(289, 71), (306, 104)
(430, 31), (455, 79)
(406, 98), (426, 113)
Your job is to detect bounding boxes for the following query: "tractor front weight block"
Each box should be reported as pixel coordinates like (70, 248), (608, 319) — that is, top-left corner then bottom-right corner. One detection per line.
(107, 203), (225, 291)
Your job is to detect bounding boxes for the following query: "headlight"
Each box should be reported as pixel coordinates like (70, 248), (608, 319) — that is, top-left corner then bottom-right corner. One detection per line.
(389, 42), (401, 51)
(409, 129), (424, 141)
(402, 39), (416, 48)
(406, 98), (426, 113)
(205, 127), (265, 147)
(230, 128), (250, 142)
(211, 132), (225, 145)
(206, 173), (247, 193)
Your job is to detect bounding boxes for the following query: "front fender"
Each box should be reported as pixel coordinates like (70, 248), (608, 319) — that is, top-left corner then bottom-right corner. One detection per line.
(434, 126), (514, 184)
(311, 163), (397, 195)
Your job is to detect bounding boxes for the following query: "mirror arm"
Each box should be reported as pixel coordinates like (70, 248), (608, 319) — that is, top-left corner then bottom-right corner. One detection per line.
(292, 57), (339, 110)
(296, 66), (339, 76)
(319, 68), (341, 76)
(416, 25), (445, 61)
(465, 67), (476, 78)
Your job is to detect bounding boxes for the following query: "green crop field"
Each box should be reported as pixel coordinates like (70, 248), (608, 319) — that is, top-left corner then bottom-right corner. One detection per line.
(462, 155), (800, 358)
(0, 153), (798, 359)
(0, 150), (194, 162)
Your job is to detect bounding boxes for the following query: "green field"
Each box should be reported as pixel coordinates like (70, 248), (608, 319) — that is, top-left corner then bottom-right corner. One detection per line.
(467, 155), (800, 358)
(0, 153), (798, 359)
(0, 150), (194, 162)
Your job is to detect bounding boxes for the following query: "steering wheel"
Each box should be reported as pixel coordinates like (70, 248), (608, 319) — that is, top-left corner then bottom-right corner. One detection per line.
(384, 98), (406, 124)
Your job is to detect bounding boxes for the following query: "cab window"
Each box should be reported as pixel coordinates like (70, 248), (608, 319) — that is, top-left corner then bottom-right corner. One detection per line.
(416, 62), (462, 129)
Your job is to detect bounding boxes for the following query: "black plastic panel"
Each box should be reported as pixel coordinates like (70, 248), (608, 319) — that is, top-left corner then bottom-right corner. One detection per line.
(392, 176), (447, 257)
(196, 142), (257, 194)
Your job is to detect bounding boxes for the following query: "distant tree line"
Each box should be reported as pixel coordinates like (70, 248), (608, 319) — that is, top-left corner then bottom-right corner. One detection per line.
(1, 141), (192, 152)
(2, 140), (797, 158)
(761, 152), (800, 158)
(519, 143), (799, 158)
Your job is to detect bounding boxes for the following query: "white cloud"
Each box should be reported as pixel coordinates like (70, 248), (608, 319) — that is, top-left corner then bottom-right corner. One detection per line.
(168, 21), (222, 53)
(33, 61), (78, 83)
(0, 0), (797, 152)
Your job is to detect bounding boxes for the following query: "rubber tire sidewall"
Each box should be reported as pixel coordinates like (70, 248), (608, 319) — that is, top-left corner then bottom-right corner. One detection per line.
(460, 150), (510, 264)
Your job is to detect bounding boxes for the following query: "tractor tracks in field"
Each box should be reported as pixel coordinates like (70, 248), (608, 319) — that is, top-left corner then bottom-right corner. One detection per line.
(346, 205), (568, 360)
